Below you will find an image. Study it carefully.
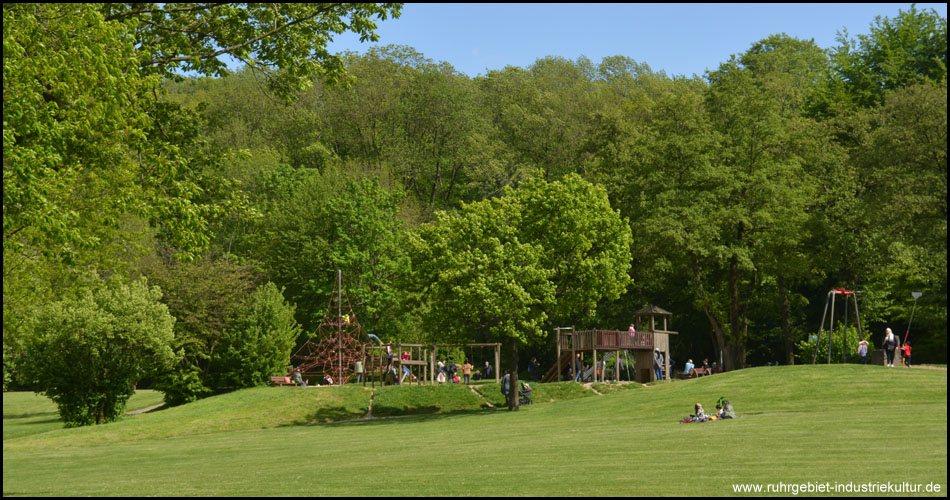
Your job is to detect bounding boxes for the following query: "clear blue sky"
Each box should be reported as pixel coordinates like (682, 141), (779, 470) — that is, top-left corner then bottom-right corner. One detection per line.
(324, 3), (948, 78)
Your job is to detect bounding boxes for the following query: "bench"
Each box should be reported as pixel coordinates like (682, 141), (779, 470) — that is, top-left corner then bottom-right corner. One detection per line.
(270, 376), (293, 386)
(688, 368), (710, 378)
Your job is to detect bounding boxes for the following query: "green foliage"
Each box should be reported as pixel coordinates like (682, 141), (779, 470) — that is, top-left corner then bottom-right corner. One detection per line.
(143, 255), (260, 405)
(795, 326), (868, 365)
(255, 169), (409, 337)
(409, 174), (632, 347)
(830, 5), (947, 108)
(23, 277), (177, 426)
(102, 3), (403, 97)
(211, 283), (302, 389)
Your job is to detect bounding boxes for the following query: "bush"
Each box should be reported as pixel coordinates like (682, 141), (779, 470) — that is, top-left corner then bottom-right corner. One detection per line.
(795, 326), (870, 364)
(25, 277), (177, 426)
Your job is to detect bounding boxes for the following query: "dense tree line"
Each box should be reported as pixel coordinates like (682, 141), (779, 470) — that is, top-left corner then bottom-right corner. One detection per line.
(4, 4), (945, 420)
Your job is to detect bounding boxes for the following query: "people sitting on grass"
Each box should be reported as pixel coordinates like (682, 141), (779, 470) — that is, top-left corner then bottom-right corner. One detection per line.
(681, 398), (737, 423)
(717, 397), (736, 419)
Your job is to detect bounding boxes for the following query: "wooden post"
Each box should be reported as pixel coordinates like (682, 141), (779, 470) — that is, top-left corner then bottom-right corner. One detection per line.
(615, 349), (620, 382)
(556, 329), (562, 382)
(828, 290), (836, 364)
(571, 334), (576, 383)
(590, 350), (598, 382)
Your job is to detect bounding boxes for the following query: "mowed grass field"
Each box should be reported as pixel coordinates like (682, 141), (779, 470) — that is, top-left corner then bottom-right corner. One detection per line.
(3, 365), (946, 496)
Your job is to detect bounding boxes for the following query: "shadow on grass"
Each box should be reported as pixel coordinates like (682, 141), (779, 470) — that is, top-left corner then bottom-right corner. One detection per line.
(3, 411), (59, 420)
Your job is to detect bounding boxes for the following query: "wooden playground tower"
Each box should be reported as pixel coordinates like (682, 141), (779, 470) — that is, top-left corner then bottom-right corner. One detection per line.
(543, 304), (677, 383)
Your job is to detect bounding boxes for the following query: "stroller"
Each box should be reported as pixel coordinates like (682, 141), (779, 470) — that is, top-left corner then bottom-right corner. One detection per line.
(518, 382), (533, 405)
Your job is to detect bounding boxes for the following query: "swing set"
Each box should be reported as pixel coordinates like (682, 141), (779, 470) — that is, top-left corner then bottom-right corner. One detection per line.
(811, 287), (863, 364)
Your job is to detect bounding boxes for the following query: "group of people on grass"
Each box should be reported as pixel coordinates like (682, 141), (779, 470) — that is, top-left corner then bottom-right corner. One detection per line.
(682, 397), (736, 423)
(870, 328), (912, 367)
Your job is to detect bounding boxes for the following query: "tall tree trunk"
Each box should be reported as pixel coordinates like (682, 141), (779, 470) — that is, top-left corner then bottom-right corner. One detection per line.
(727, 253), (741, 372)
(778, 274), (794, 365)
(507, 337), (519, 411)
(690, 250), (727, 369)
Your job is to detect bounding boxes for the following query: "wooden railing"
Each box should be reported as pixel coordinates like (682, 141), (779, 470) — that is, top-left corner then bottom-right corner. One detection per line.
(558, 330), (653, 350)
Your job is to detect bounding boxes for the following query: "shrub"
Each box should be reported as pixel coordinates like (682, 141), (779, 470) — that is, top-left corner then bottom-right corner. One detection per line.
(25, 277), (177, 426)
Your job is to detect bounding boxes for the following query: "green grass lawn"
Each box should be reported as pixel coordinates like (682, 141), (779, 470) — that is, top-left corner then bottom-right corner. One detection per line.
(3, 365), (946, 496)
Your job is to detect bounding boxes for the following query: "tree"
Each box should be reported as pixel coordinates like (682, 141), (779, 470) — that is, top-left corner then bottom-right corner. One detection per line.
(142, 253), (260, 404)
(255, 168), (410, 337)
(211, 282), (302, 389)
(102, 3), (403, 96)
(24, 276), (177, 426)
(408, 174), (632, 409)
(830, 5), (947, 108)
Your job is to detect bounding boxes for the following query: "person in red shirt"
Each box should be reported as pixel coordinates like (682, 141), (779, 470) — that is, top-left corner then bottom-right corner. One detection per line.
(900, 342), (912, 367)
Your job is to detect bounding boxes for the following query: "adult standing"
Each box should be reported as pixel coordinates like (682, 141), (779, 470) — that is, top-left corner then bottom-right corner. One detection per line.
(573, 352), (583, 382)
(653, 348), (664, 381)
(858, 340), (869, 365)
(528, 357), (540, 382)
(882, 328), (899, 367)
(483, 360), (493, 380)
(501, 370), (511, 405)
(461, 360), (473, 385)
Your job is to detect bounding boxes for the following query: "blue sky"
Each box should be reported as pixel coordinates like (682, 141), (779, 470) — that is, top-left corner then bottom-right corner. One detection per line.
(324, 3), (948, 78)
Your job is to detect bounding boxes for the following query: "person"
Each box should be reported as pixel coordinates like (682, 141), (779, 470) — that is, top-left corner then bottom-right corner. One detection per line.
(683, 358), (695, 377)
(355, 360), (364, 383)
(694, 403), (705, 420)
(882, 328), (899, 367)
(322, 374), (334, 386)
(720, 399), (736, 419)
(292, 367), (307, 387)
(527, 357), (540, 382)
(436, 360), (446, 384)
(858, 339), (869, 365)
(385, 341), (394, 370)
(653, 348), (664, 381)
(574, 353), (583, 382)
(715, 403), (724, 419)
(446, 362), (458, 383)
(628, 323), (636, 335)
(501, 370), (511, 405)
(462, 360), (474, 385)
(483, 361), (493, 380)
(399, 351), (412, 384)
(900, 342), (912, 367)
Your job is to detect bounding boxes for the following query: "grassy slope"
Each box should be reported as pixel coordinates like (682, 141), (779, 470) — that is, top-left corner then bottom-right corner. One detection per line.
(3, 390), (166, 440)
(3, 365), (946, 496)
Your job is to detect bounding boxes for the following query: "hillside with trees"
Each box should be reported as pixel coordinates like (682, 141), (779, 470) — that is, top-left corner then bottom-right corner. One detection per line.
(4, 4), (945, 421)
